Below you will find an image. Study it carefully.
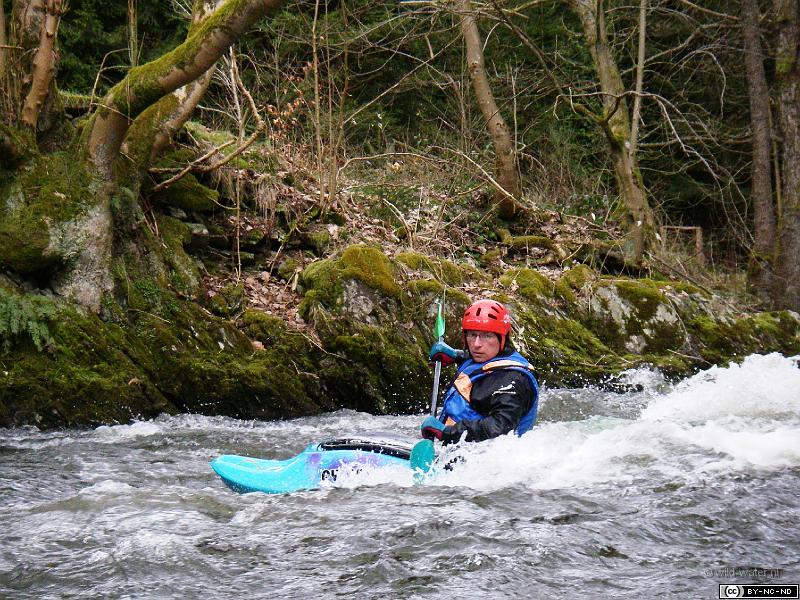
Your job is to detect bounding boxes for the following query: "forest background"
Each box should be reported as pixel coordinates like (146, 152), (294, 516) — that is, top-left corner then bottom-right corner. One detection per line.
(1, 0), (799, 427)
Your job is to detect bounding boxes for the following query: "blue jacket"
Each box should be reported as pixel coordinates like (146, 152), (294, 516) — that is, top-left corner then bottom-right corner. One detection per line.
(438, 350), (539, 442)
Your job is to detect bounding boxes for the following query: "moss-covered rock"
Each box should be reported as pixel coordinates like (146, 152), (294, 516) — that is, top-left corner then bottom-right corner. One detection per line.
(2, 228), (799, 430)
(155, 215), (200, 297)
(397, 250), (482, 286)
(151, 173), (219, 212)
(300, 225), (332, 256)
(500, 268), (574, 304)
(511, 301), (622, 385)
(0, 152), (96, 274)
(208, 282), (246, 317)
(299, 244), (403, 320)
(0, 305), (174, 428)
(277, 257), (299, 281)
(558, 264), (597, 293)
(687, 310), (800, 365)
(584, 278), (685, 354)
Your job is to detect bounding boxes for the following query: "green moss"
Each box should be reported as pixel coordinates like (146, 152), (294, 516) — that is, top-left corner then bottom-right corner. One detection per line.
(0, 125), (34, 168)
(306, 229), (331, 255)
(0, 306), (175, 427)
(397, 251), (431, 271)
(209, 282), (246, 318)
(155, 215), (199, 297)
(612, 279), (667, 323)
(688, 311), (800, 365)
(245, 228), (266, 247)
(183, 121), (237, 148)
(242, 309), (286, 341)
(478, 249), (503, 265)
(152, 173), (219, 212)
(318, 321), (430, 414)
(120, 93), (181, 177)
(500, 269), (572, 303)
(558, 264), (596, 291)
(508, 235), (555, 251)
(407, 279), (444, 297)
(397, 251), (481, 286)
(300, 245), (402, 315)
(688, 315), (744, 365)
(513, 308), (621, 384)
(340, 245), (402, 297)
(584, 278), (686, 355)
(277, 257), (300, 281)
(0, 152), (96, 274)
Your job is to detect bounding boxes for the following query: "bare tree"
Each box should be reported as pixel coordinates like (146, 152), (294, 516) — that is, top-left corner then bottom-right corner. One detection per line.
(567, 0), (656, 263)
(456, 0), (521, 218)
(772, 0), (800, 309)
(741, 0), (776, 302)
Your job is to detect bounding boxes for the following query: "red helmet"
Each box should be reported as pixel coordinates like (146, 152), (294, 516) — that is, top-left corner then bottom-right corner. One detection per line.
(462, 299), (512, 349)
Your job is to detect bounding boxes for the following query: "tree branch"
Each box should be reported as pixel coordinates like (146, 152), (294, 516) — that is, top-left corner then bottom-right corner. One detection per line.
(629, 0), (647, 159)
(86, 0), (286, 178)
(676, 0), (737, 22)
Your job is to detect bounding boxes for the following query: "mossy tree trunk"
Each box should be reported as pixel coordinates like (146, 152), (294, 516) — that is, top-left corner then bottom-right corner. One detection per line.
(742, 0), (776, 304)
(0, 0), (286, 313)
(456, 0), (521, 219)
(569, 0), (656, 264)
(121, 0), (225, 177)
(772, 0), (800, 311)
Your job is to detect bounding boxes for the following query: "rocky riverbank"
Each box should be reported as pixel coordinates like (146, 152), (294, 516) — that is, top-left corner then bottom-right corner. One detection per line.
(2, 235), (798, 428)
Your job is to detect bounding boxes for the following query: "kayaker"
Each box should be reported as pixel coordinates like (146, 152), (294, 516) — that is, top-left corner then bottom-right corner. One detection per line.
(420, 299), (539, 444)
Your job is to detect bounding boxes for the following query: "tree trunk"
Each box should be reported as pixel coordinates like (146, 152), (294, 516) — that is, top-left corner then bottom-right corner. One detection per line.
(456, 0), (520, 219)
(85, 0), (285, 181)
(20, 0), (63, 130)
(570, 0), (656, 263)
(0, 1), (7, 79)
(741, 0), (776, 303)
(772, 0), (800, 310)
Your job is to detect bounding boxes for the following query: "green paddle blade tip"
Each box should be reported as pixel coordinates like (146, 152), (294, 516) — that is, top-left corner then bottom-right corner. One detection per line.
(410, 439), (435, 479)
(434, 300), (445, 340)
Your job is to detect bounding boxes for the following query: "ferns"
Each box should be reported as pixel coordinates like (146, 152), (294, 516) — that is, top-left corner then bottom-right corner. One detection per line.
(0, 288), (56, 352)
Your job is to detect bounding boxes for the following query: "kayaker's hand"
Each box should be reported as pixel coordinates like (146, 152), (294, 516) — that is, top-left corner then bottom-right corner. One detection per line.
(428, 341), (464, 366)
(420, 416), (446, 441)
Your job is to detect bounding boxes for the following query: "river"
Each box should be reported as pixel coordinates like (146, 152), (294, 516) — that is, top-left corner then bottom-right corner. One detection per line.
(1, 353), (799, 599)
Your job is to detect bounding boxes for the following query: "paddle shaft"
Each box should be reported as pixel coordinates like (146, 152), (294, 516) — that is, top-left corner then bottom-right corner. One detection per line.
(429, 298), (445, 417)
(429, 359), (442, 417)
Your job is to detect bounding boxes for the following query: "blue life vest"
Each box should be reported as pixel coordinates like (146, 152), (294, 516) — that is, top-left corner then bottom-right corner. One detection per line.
(439, 350), (540, 436)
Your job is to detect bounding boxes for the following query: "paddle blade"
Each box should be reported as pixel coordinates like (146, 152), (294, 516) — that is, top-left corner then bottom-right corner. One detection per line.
(410, 439), (435, 478)
(434, 300), (445, 340)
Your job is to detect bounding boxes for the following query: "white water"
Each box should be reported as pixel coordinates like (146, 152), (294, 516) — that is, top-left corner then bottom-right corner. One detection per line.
(1, 353), (799, 599)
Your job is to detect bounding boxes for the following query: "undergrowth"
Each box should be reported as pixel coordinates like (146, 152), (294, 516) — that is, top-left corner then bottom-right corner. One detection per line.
(0, 288), (56, 352)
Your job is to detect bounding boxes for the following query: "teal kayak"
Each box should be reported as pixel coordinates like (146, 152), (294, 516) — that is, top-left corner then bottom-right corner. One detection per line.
(211, 432), (433, 494)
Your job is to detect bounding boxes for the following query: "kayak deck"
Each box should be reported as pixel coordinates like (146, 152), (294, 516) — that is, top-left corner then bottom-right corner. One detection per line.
(211, 432), (420, 494)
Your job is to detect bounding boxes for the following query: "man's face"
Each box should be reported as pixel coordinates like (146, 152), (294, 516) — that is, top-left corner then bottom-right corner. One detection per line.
(465, 330), (501, 363)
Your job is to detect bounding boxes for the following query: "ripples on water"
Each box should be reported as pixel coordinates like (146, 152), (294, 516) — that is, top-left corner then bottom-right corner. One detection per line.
(1, 353), (799, 599)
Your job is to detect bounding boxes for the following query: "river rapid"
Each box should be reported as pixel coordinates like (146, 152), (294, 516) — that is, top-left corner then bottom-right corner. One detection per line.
(1, 353), (799, 599)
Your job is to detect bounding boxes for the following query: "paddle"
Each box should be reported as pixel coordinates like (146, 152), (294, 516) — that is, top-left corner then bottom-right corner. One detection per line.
(410, 298), (446, 474)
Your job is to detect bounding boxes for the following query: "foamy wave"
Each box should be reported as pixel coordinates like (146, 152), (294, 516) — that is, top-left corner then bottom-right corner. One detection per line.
(417, 354), (800, 492)
(93, 421), (163, 440)
(641, 353), (800, 422)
